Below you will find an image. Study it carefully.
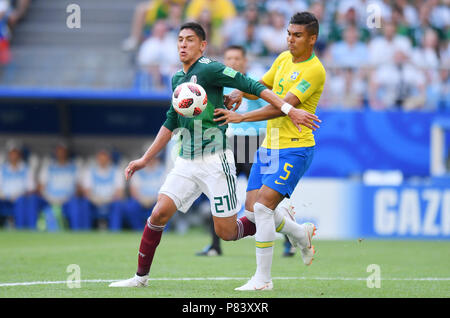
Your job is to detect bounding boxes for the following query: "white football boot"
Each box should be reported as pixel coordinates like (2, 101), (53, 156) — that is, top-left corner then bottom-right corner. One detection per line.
(109, 274), (148, 287)
(299, 222), (317, 266)
(280, 205), (317, 266)
(235, 276), (273, 291)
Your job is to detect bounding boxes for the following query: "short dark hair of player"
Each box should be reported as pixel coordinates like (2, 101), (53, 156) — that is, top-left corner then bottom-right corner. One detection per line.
(289, 12), (319, 36)
(179, 22), (206, 41)
(224, 45), (247, 57)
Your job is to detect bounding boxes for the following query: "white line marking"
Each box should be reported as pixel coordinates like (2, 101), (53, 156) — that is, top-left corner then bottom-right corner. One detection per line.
(1, 276), (449, 287)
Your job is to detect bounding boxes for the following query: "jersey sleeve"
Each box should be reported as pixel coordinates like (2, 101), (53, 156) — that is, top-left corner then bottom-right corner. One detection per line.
(207, 62), (266, 97)
(289, 65), (326, 104)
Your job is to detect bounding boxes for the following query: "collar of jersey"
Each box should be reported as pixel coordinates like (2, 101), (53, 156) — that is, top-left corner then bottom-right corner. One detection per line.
(292, 51), (315, 64)
(182, 55), (204, 75)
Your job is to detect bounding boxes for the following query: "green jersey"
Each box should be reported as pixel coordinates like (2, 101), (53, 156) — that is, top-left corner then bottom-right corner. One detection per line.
(163, 56), (266, 159)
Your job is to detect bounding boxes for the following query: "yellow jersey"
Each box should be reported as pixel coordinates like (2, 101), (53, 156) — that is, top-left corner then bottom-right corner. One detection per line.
(261, 50), (326, 149)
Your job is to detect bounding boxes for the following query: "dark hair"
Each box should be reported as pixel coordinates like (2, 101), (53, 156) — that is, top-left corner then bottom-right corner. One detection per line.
(289, 12), (319, 36)
(224, 45), (246, 57)
(179, 22), (206, 41)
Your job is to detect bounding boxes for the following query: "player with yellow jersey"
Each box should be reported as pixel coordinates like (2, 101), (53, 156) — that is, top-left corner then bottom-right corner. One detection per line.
(214, 12), (326, 291)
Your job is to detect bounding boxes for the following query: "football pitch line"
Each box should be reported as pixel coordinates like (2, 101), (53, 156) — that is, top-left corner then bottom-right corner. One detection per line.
(1, 276), (450, 287)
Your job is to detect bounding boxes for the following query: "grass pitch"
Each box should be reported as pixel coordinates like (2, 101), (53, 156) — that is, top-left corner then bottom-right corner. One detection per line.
(0, 230), (449, 298)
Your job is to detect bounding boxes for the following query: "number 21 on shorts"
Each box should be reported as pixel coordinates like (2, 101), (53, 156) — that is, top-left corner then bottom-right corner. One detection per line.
(214, 195), (235, 213)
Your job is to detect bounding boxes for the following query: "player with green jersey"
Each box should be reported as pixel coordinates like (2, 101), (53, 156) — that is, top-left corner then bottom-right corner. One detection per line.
(164, 55), (265, 159)
(109, 22), (321, 288)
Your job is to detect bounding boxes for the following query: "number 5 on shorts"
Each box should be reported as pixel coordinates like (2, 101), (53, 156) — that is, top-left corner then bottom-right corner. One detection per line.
(279, 163), (293, 180)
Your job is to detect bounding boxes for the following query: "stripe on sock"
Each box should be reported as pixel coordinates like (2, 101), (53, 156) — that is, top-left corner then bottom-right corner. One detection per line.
(256, 241), (275, 249)
(275, 217), (286, 233)
(236, 218), (244, 239)
(147, 220), (165, 232)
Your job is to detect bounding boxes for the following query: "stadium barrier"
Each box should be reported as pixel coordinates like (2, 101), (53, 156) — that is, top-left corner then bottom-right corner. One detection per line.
(291, 178), (450, 240)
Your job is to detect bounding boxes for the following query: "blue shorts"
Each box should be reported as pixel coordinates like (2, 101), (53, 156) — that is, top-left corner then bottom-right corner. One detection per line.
(247, 146), (314, 198)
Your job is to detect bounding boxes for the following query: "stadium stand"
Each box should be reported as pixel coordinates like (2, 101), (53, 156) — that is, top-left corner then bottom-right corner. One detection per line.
(0, 0), (142, 89)
(0, 0), (448, 238)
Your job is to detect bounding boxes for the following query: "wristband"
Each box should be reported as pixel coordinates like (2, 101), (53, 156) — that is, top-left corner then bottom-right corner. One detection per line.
(281, 103), (293, 115)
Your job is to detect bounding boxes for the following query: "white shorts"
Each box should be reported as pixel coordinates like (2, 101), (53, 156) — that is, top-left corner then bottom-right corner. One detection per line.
(159, 149), (240, 217)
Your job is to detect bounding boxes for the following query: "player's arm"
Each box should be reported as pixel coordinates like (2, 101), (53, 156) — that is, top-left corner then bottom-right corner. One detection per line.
(125, 102), (177, 181)
(224, 80), (271, 109)
(215, 92), (320, 131)
(214, 64), (320, 131)
(125, 126), (172, 181)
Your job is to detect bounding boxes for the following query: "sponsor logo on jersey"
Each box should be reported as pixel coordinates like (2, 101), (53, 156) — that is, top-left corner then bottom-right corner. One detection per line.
(198, 57), (211, 64)
(190, 75), (197, 83)
(291, 72), (299, 80)
(296, 79), (311, 93)
(223, 66), (237, 78)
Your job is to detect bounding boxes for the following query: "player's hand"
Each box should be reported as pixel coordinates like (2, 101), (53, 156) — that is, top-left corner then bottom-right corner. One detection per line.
(223, 90), (243, 111)
(214, 108), (244, 126)
(287, 108), (321, 132)
(124, 158), (147, 181)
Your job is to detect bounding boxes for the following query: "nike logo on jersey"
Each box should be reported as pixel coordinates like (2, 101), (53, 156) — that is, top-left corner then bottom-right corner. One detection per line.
(274, 180), (285, 185)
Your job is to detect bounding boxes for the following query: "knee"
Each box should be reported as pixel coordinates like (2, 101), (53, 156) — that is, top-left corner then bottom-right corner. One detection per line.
(148, 208), (170, 226)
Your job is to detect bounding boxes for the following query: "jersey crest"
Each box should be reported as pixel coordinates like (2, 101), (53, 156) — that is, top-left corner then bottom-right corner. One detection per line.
(198, 57), (211, 64)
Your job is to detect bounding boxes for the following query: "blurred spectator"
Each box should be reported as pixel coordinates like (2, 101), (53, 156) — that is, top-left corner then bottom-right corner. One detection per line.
(260, 9), (287, 57)
(82, 149), (125, 231)
(412, 28), (444, 110)
(136, 19), (179, 91)
(326, 24), (368, 68)
(428, 0), (450, 37)
(395, 0), (420, 29)
(166, 0), (185, 34)
(185, 0), (237, 54)
(321, 67), (366, 109)
(38, 143), (84, 231)
(185, 0), (236, 22)
(0, 0), (30, 65)
(368, 20), (412, 66)
(232, 0), (267, 13)
(367, 20), (427, 109)
(123, 156), (165, 231)
(0, 140), (38, 229)
(0, 0), (10, 65)
(6, 0), (30, 30)
(323, 23), (369, 109)
(330, 0), (370, 43)
(369, 51), (426, 110)
(122, 0), (187, 51)
(309, 0), (331, 57)
(221, 3), (265, 56)
(265, 0), (307, 21)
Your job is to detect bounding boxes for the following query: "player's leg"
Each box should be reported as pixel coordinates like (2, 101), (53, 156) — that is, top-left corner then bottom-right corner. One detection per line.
(110, 161), (202, 288)
(109, 193), (177, 288)
(267, 147), (317, 265)
(201, 150), (256, 242)
(235, 185), (283, 291)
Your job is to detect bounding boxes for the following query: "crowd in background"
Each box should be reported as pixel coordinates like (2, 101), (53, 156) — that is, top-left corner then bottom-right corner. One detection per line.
(129, 0), (450, 111)
(0, 140), (172, 231)
(0, 0), (30, 65)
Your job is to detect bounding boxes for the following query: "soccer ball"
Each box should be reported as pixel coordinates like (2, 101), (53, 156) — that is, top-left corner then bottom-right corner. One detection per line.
(172, 82), (208, 118)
